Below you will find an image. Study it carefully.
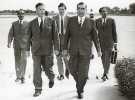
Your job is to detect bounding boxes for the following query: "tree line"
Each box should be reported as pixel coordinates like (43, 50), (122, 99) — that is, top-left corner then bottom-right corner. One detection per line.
(0, 3), (135, 15)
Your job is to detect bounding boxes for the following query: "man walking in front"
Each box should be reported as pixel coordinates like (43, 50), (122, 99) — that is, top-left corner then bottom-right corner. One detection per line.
(7, 9), (29, 84)
(27, 3), (59, 97)
(53, 3), (70, 80)
(63, 2), (101, 99)
(96, 7), (117, 81)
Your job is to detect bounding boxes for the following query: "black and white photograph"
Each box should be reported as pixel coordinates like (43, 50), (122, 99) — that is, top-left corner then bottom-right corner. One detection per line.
(0, 0), (135, 100)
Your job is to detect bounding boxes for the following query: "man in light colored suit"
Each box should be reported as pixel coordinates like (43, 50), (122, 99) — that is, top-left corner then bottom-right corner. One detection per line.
(63, 2), (101, 99)
(7, 9), (29, 84)
(27, 3), (59, 97)
(53, 3), (70, 80)
(96, 7), (117, 81)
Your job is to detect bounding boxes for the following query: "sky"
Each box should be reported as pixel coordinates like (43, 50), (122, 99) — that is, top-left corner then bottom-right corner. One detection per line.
(1, 0), (135, 12)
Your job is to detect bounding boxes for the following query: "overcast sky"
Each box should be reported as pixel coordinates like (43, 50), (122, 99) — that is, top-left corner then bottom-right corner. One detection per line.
(1, 0), (135, 12)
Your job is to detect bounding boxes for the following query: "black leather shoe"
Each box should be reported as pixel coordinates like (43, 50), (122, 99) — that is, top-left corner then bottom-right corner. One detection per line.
(101, 74), (109, 81)
(77, 92), (83, 99)
(65, 69), (69, 79)
(49, 80), (54, 88)
(33, 89), (41, 97)
(57, 75), (64, 80)
(15, 78), (20, 82)
(21, 77), (25, 84)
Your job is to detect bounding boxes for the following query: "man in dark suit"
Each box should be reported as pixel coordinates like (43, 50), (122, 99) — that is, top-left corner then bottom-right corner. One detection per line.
(63, 2), (101, 99)
(53, 3), (70, 80)
(27, 3), (59, 97)
(96, 7), (117, 81)
(7, 9), (29, 84)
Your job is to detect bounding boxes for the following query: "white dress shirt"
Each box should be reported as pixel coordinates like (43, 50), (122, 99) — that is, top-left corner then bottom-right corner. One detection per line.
(19, 20), (24, 24)
(38, 16), (45, 26)
(78, 16), (85, 26)
(59, 15), (65, 34)
(102, 17), (107, 24)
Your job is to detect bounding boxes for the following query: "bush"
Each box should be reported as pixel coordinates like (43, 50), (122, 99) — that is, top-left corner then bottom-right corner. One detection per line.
(115, 58), (135, 99)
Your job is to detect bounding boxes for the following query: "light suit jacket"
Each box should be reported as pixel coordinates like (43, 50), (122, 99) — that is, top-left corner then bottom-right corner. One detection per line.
(8, 20), (29, 50)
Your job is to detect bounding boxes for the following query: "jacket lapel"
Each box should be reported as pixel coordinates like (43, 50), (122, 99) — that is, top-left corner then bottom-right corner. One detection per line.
(99, 18), (103, 26)
(75, 16), (81, 28)
(81, 17), (87, 29)
(44, 17), (49, 29)
(35, 18), (40, 33)
(56, 15), (60, 32)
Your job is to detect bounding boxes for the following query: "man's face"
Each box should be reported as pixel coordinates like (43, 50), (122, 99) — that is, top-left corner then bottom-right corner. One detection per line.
(36, 5), (45, 18)
(77, 4), (87, 17)
(100, 8), (107, 18)
(58, 6), (66, 16)
(17, 13), (24, 20)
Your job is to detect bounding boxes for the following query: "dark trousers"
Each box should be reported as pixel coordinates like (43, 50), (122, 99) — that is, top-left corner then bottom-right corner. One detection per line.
(69, 53), (90, 93)
(32, 55), (55, 90)
(101, 49), (112, 74)
(14, 48), (27, 79)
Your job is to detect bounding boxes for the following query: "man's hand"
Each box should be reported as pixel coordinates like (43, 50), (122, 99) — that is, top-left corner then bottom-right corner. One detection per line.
(113, 43), (117, 50)
(7, 43), (11, 48)
(54, 50), (59, 56)
(97, 50), (102, 57)
(62, 50), (68, 56)
(26, 51), (30, 57)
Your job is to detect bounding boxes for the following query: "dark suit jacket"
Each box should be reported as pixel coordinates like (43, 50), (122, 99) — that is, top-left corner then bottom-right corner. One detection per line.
(63, 16), (100, 55)
(27, 17), (59, 55)
(53, 14), (69, 50)
(96, 17), (117, 51)
(8, 20), (29, 50)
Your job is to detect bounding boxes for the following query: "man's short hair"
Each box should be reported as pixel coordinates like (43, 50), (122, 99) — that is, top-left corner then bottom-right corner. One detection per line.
(77, 2), (87, 9)
(17, 9), (24, 15)
(58, 2), (67, 10)
(99, 7), (106, 13)
(35, 2), (44, 9)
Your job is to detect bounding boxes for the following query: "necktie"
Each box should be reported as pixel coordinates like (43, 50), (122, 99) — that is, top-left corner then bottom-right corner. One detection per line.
(20, 20), (22, 24)
(79, 18), (82, 27)
(102, 18), (106, 30)
(61, 17), (64, 35)
(19, 20), (22, 28)
(19, 20), (22, 33)
(40, 18), (43, 32)
(103, 18), (106, 25)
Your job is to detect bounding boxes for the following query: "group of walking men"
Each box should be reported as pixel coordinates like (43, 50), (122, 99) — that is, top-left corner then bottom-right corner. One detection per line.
(7, 1), (117, 99)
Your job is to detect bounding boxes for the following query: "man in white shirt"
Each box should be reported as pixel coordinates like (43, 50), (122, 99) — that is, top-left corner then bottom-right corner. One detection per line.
(53, 3), (70, 80)
(63, 2), (101, 99)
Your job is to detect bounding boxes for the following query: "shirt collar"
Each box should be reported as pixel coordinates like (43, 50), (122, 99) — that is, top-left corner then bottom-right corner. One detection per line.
(101, 17), (108, 23)
(59, 14), (65, 20)
(19, 20), (24, 24)
(38, 16), (45, 25)
(78, 16), (85, 23)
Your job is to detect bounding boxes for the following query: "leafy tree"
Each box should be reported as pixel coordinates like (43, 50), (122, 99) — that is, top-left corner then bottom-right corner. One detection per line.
(129, 3), (135, 14)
